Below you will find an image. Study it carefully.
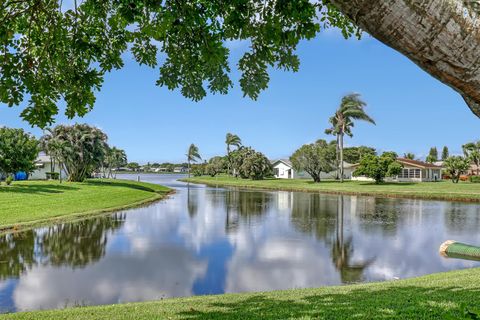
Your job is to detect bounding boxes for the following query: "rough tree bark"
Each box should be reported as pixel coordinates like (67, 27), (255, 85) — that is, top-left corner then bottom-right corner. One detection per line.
(331, 0), (480, 117)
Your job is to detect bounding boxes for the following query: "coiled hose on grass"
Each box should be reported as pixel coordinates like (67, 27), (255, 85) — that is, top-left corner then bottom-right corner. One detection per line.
(439, 240), (480, 261)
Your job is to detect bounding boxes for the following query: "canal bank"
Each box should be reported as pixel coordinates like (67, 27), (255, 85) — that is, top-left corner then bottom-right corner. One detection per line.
(0, 179), (172, 232)
(182, 176), (480, 202)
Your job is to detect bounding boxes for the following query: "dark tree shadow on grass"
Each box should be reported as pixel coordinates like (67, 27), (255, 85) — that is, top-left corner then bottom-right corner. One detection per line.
(177, 285), (480, 319)
(0, 184), (79, 194)
(85, 180), (162, 193)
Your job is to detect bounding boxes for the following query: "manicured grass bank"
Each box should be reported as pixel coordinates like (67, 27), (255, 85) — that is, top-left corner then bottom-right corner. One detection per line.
(183, 176), (480, 202)
(0, 179), (171, 231)
(4, 268), (480, 319)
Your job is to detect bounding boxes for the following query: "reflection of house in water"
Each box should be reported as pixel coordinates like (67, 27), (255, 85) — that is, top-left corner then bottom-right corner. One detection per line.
(275, 191), (293, 211)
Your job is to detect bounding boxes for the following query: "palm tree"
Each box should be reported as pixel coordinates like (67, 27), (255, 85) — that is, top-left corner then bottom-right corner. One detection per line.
(105, 147), (127, 178)
(462, 141), (480, 175)
(225, 133), (242, 175)
(325, 94), (375, 182)
(186, 143), (201, 177)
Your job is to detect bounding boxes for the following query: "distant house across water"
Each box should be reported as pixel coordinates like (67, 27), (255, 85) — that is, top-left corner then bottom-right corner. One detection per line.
(271, 159), (354, 180)
(351, 158), (443, 182)
(174, 166), (188, 173)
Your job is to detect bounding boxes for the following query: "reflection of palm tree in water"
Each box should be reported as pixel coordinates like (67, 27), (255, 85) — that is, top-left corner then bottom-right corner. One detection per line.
(187, 184), (198, 217)
(331, 195), (375, 284)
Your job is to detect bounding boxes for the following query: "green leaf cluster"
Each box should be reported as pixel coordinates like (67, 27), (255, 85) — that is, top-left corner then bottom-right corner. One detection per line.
(1, 1), (360, 127)
(353, 152), (402, 184)
(0, 127), (39, 176)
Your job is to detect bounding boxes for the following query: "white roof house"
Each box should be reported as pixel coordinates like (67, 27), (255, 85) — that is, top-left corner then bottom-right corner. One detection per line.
(272, 159), (354, 180)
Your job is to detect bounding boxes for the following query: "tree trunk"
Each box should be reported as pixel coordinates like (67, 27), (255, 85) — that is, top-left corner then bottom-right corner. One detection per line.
(339, 133), (344, 183)
(335, 135), (340, 180)
(331, 0), (480, 117)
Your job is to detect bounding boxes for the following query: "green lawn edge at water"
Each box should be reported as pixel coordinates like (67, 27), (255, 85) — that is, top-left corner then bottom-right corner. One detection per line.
(4, 267), (480, 319)
(0, 179), (172, 231)
(182, 176), (480, 202)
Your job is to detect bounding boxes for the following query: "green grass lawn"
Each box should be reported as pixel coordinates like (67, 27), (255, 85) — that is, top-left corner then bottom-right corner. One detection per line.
(183, 176), (480, 202)
(0, 179), (171, 230)
(4, 267), (480, 319)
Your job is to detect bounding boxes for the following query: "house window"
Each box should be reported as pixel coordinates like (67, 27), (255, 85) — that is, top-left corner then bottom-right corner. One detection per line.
(274, 168), (279, 176)
(413, 169), (420, 178)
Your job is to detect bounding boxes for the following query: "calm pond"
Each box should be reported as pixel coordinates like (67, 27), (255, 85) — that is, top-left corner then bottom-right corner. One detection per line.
(1, 174), (480, 313)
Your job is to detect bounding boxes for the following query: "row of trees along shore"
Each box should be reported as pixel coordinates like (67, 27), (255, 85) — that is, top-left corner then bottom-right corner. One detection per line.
(185, 133), (273, 180)
(0, 124), (127, 183)
(183, 94), (480, 185)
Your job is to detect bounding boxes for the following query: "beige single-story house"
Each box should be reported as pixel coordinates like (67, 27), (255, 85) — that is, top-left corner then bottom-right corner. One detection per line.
(351, 158), (443, 182)
(272, 159), (354, 180)
(29, 152), (64, 180)
(174, 166), (188, 173)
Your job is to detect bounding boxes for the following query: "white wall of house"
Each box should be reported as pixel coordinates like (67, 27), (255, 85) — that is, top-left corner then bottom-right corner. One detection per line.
(273, 162), (294, 179)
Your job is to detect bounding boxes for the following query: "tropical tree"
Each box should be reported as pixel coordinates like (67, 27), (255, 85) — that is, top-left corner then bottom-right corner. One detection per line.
(0, 127), (39, 179)
(126, 162), (140, 172)
(239, 151), (272, 180)
(43, 124), (108, 182)
(41, 128), (69, 181)
(342, 146), (376, 164)
(353, 152), (403, 184)
(104, 147), (127, 178)
(427, 147), (438, 163)
(290, 140), (336, 183)
(462, 141), (480, 176)
(442, 146), (450, 161)
(186, 144), (201, 178)
(225, 133), (242, 176)
(4, 1), (480, 127)
(444, 156), (470, 183)
(403, 153), (415, 160)
(325, 94), (375, 182)
(206, 156), (225, 177)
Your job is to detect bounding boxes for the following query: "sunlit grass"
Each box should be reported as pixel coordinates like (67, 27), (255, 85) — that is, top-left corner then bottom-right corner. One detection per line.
(4, 268), (480, 319)
(0, 179), (171, 230)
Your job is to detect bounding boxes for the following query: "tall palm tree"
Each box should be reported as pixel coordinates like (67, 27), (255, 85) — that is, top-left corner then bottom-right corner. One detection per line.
(225, 133), (242, 175)
(325, 94), (375, 182)
(186, 143), (201, 177)
(463, 141), (480, 175)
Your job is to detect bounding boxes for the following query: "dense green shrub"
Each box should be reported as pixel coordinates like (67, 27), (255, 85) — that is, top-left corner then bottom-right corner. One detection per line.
(470, 176), (480, 183)
(5, 176), (13, 186)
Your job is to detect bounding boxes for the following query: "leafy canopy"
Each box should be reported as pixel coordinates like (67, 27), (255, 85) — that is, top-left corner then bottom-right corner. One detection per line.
(44, 124), (108, 182)
(0, 127), (39, 175)
(444, 156), (470, 184)
(290, 139), (336, 182)
(354, 152), (402, 184)
(1, 1), (359, 127)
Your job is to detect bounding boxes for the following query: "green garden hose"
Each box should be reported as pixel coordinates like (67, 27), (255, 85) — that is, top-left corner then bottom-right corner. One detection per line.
(439, 240), (480, 262)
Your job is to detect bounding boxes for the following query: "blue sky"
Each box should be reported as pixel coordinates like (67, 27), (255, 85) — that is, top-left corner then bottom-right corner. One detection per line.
(1, 30), (479, 163)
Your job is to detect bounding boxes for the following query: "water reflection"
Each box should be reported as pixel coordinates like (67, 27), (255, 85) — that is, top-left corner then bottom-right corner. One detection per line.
(0, 214), (125, 280)
(1, 174), (480, 313)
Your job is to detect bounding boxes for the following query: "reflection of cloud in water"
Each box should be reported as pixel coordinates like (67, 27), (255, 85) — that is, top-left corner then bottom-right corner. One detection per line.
(226, 238), (339, 292)
(4, 174), (480, 313)
(13, 247), (207, 311)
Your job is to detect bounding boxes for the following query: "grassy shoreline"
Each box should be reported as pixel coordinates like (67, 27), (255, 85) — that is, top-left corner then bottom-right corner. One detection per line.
(182, 176), (480, 202)
(3, 267), (480, 319)
(0, 179), (172, 233)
